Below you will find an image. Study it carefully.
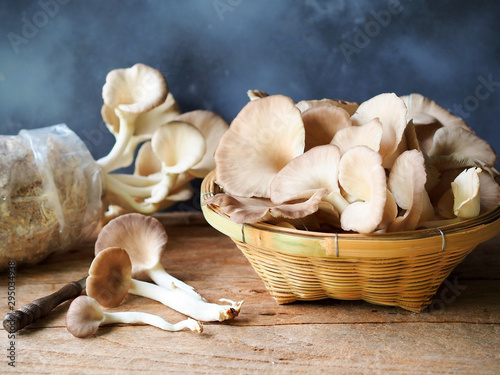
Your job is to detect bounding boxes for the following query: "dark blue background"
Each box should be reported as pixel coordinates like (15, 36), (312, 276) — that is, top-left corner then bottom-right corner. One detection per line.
(1, 1), (499, 206)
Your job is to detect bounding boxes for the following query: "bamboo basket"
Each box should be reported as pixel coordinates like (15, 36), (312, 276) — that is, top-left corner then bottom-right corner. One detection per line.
(201, 170), (500, 312)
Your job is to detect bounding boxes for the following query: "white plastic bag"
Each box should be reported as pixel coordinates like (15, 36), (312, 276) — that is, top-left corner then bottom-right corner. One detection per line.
(0, 124), (102, 269)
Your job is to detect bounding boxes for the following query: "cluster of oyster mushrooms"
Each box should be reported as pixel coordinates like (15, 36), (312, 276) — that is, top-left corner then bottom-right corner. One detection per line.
(204, 92), (500, 234)
(66, 213), (243, 338)
(98, 63), (229, 220)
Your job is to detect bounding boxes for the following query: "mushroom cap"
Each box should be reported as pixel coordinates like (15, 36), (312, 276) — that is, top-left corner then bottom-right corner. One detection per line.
(174, 110), (229, 178)
(134, 141), (162, 177)
(270, 144), (342, 204)
(401, 93), (473, 132)
(95, 213), (168, 276)
(86, 247), (132, 308)
(351, 93), (407, 162)
(151, 121), (206, 174)
(66, 296), (105, 338)
(295, 98), (359, 116)
(338, 146), (387, 233)
(330, 118), (383, 155)
(102, 63), (167, 115)
(214, 94), (305, 198)
(451, 167), (481, 218)
(387, 150), (429, 232)
(478, 170), (500, 213)
(301, 105), (351, 151)
(203, 189), (327, 224)
(247, 90), (269, 101)
(428, 126), (498, 167)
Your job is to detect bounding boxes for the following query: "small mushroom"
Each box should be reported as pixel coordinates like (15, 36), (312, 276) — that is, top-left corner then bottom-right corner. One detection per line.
(95, 213), (201, 300)
(338, 146), (387, 233)
(66, 296), (202, 338)
(330, 118), (383, 155)
(87, 247), (243, 322)
(98, 63), (169, 173)
(173, 110), (229, 178)
(387, 150), (434, 232)
(269, 144), (348, 214)
(151, 121), (206, 175)
(351, 93), (407, 168)
(214, 94), (305, 198)
(451, 167), (481, 219)
(428, 126), (498, 167)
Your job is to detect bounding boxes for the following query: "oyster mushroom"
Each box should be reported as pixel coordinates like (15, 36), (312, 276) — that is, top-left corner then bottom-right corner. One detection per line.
(451, 167), (482, 219)
(66, 296), (202, 338)
(269, 144), (348, 214)
(203, 188), (328, 224)
(214, 94), (305, 198)
(330, 118), (383, 155)
(428, 126), (498, 167)
(87, 247), (243, 322)
(351, 93), (407, 168)
(98, 63), (169, 173)
(401, 93), (473, 132)
(94, 213), (202, 299)
(295, 98), (359, 116)
(173, 110), (229, 178)
(387, 150), (434, 232)
(338, 146), (387, 233)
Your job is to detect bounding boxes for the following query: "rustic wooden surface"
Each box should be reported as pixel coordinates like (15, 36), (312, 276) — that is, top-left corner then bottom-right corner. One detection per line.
(2, 212), (499, 374)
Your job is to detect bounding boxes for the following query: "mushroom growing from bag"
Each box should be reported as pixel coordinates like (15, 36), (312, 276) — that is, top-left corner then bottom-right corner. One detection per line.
(0, 62), (229, 268)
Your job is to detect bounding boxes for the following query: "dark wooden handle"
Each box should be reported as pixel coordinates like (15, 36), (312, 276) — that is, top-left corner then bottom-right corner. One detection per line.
(3, 281), (84, 333)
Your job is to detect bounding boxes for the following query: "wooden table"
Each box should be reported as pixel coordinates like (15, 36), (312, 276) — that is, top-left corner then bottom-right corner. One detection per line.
(3, 212), (499, 374)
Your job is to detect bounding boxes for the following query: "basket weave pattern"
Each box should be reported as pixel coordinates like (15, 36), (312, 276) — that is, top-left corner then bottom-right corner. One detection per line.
(201, 171), (500, 312)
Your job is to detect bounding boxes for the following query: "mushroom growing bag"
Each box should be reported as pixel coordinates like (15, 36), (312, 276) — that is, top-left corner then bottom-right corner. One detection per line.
(0, 124), (102, 269)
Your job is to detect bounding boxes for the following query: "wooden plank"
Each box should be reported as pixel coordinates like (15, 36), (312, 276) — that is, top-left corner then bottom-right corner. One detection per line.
(2, 212), (499, 374)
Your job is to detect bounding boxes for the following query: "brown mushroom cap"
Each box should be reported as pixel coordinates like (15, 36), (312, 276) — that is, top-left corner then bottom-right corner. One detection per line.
(95, 213), (168, 276)
(66, 296), (104, 338)
(86, 247), (133, 308)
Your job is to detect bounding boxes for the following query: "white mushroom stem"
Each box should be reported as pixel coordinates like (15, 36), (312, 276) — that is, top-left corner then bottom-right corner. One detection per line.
(101, 311), (202, 333)
(129, 279), (243, 322)
(146, 262), (206, 301)
(98, 110), (137, 173)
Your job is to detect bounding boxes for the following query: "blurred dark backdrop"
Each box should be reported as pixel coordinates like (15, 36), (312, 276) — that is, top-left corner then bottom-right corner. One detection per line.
(1, 0), (499, 210)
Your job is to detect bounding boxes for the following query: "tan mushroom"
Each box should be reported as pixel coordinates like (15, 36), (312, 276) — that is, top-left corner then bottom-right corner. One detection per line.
(214, 94), (305, 198)
(350, 93), (407, 168)
(66, 296), (202, 338)
(428, 126), (498, 167)
(338, 146), (387, 233)
(330, 118), (383, 155)
(203, 188), (328, 224)
(94, 213), (201, 300)
(87, 247), (243, 322)
(387, 150), (434, 232)
(295, 98), (359, 116)
(270, 144), (348, 213)
(98, 64), (169, 172)
(174, 110), (229, 178)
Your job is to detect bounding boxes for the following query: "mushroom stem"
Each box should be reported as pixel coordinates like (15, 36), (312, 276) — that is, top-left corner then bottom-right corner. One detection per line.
(105, 174), (157, 199)
(102, 311), (203, 333)
(129, 279), (243, 322)
(104, 176), (159, 213)
(108, 173), (163, 187)
(147, 262), (205, 301)
(98, 111), (137, 173)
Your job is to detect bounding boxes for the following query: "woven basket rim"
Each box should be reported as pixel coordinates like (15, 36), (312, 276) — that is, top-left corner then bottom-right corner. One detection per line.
(201, 170), (500, 258)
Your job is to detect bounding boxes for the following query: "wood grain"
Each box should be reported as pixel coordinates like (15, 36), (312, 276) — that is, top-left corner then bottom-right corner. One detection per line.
(2, 212), (499, 374)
